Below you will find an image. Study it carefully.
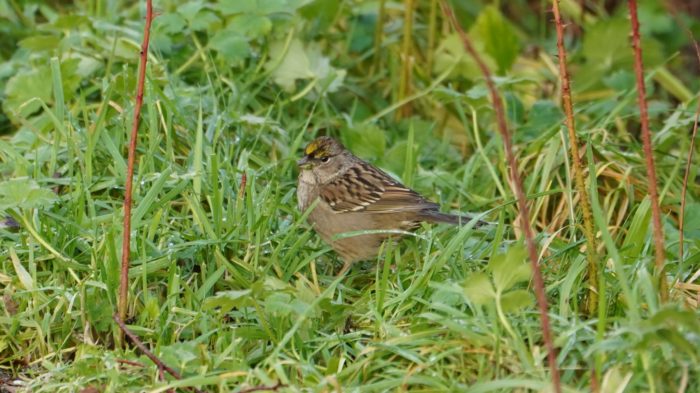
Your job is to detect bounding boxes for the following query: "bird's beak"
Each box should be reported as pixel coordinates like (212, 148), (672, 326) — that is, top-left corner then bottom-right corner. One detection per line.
(297, 156), (312, 169)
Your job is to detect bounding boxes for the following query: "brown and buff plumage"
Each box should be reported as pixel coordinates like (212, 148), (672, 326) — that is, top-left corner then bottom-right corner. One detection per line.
(296, 136), (484, 272)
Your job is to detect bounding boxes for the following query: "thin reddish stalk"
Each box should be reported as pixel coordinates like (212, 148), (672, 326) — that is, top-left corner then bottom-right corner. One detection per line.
(116, 359), (146, 368)
(590, 365), (599, 393)
(239, 172), (247, 199)
(439, 2), (561, 392)
(627, 0), (668, 301)
(119, 0), (154, 334)
(551, 0), (599, 314)
(113, 314), (205, 393)
(679, 39), (700, 263)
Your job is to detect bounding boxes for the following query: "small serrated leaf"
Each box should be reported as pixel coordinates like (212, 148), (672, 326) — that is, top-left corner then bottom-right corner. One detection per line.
(210, 30), (250, 63)
(3, 67), (52, 118)
(0, 179), (57, 212)
(229, 14), (272, 38)
(267, 38), (312, 91)
(490, 244), (531, 292)
(217, 0), (256, 14)
(264, 292), (293, 316)
(469, 6), (520, 74)
(154, 13), (187, 34)
(500, 289), (533, 312)
(463, 273), (495, 306)
(18, 35), (61, 52)
(202, 289), (252, 312)
(340, 124), (386, 161)
(265, 38), (345, 94)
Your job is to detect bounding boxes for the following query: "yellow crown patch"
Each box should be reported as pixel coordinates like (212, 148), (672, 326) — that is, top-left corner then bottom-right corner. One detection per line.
(304, 140), (331, 158)
(305, 141), (319, 155)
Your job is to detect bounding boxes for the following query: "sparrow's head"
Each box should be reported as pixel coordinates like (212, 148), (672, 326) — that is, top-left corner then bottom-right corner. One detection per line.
(297, 136), (352, 183)
(297, 136), (347, 168)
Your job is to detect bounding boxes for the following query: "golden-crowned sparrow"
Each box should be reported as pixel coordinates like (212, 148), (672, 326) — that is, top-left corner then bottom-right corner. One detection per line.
(297, 136), (484, 268)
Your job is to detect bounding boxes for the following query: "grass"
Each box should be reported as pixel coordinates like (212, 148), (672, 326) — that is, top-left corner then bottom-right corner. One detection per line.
(1, 0), (700, 392)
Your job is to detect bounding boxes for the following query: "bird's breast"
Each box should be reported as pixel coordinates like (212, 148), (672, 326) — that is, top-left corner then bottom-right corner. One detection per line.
(297, 171), (319, 211)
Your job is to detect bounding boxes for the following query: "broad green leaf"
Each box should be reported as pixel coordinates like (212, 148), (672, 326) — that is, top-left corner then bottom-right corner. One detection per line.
(18, 35), (61, 52)
(3, 59), (82, 120)
(266, 38), (345, 94)
(51, 14), (90, 29)
(217, 0), (257, 14)
(178, 2), (205, 18)
(217, 0), (289, 15)
(582, 17), (663, 71)
(519, 100), (562, 141)
(257, 0), (292, 14)
(228, 14), (272, 38)
(300, 0), (340, 33)
(463, 273), (495, 306)
(154, 13), (187, 34)
(433, 33), (496, 80)
(382, 140), (408, 177)
(576, 17), (664, 92)
(489, 244), (531, 292)
(202, 289), (252, 312)
(263, 276), (289, 291)
(429, 286), (464, 307)
(340, 123), (386, 161)
(209, 29), (250, 62)
(603, 70), (635, 92)
(469, 6), (520, 74)
(347, 14), (375, 53)
(638, 2), (674, 34)
(0, 179), (57, 212)
(465, 84), (489, 100)
(264, 292), (294, 315)
(582, 18), (633, 69)
(3, 67), (53, 118)
(500, 289), (533, 312)
(159, 342), (199, 366)
(189, 10), (221, 32)
(267, 38), (313, 91)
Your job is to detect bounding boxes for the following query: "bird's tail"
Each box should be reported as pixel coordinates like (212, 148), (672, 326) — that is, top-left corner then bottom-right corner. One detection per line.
(421, 211), (491, 228)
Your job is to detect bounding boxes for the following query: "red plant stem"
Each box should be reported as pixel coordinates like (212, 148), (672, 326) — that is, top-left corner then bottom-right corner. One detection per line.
(113, 314), (204, 393)
(551, 0), (599, 314)
(439, 2), (561, 392)
(119, 0), (154, 329)
(679, 39), (700, 263)
(627, 0), (668, 301)
(116, 359), (146, 368)
(239, 172), (247, 199)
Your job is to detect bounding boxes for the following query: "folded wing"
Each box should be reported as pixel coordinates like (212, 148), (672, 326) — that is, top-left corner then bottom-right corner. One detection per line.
(319, 161), (440, 214)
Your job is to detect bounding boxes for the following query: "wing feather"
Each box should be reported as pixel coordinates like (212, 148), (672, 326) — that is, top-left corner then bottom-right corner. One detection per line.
(319, 162), (439, 213)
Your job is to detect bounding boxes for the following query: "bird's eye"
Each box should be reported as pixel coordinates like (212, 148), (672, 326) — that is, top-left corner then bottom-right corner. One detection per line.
(320, 156), (330, 163)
